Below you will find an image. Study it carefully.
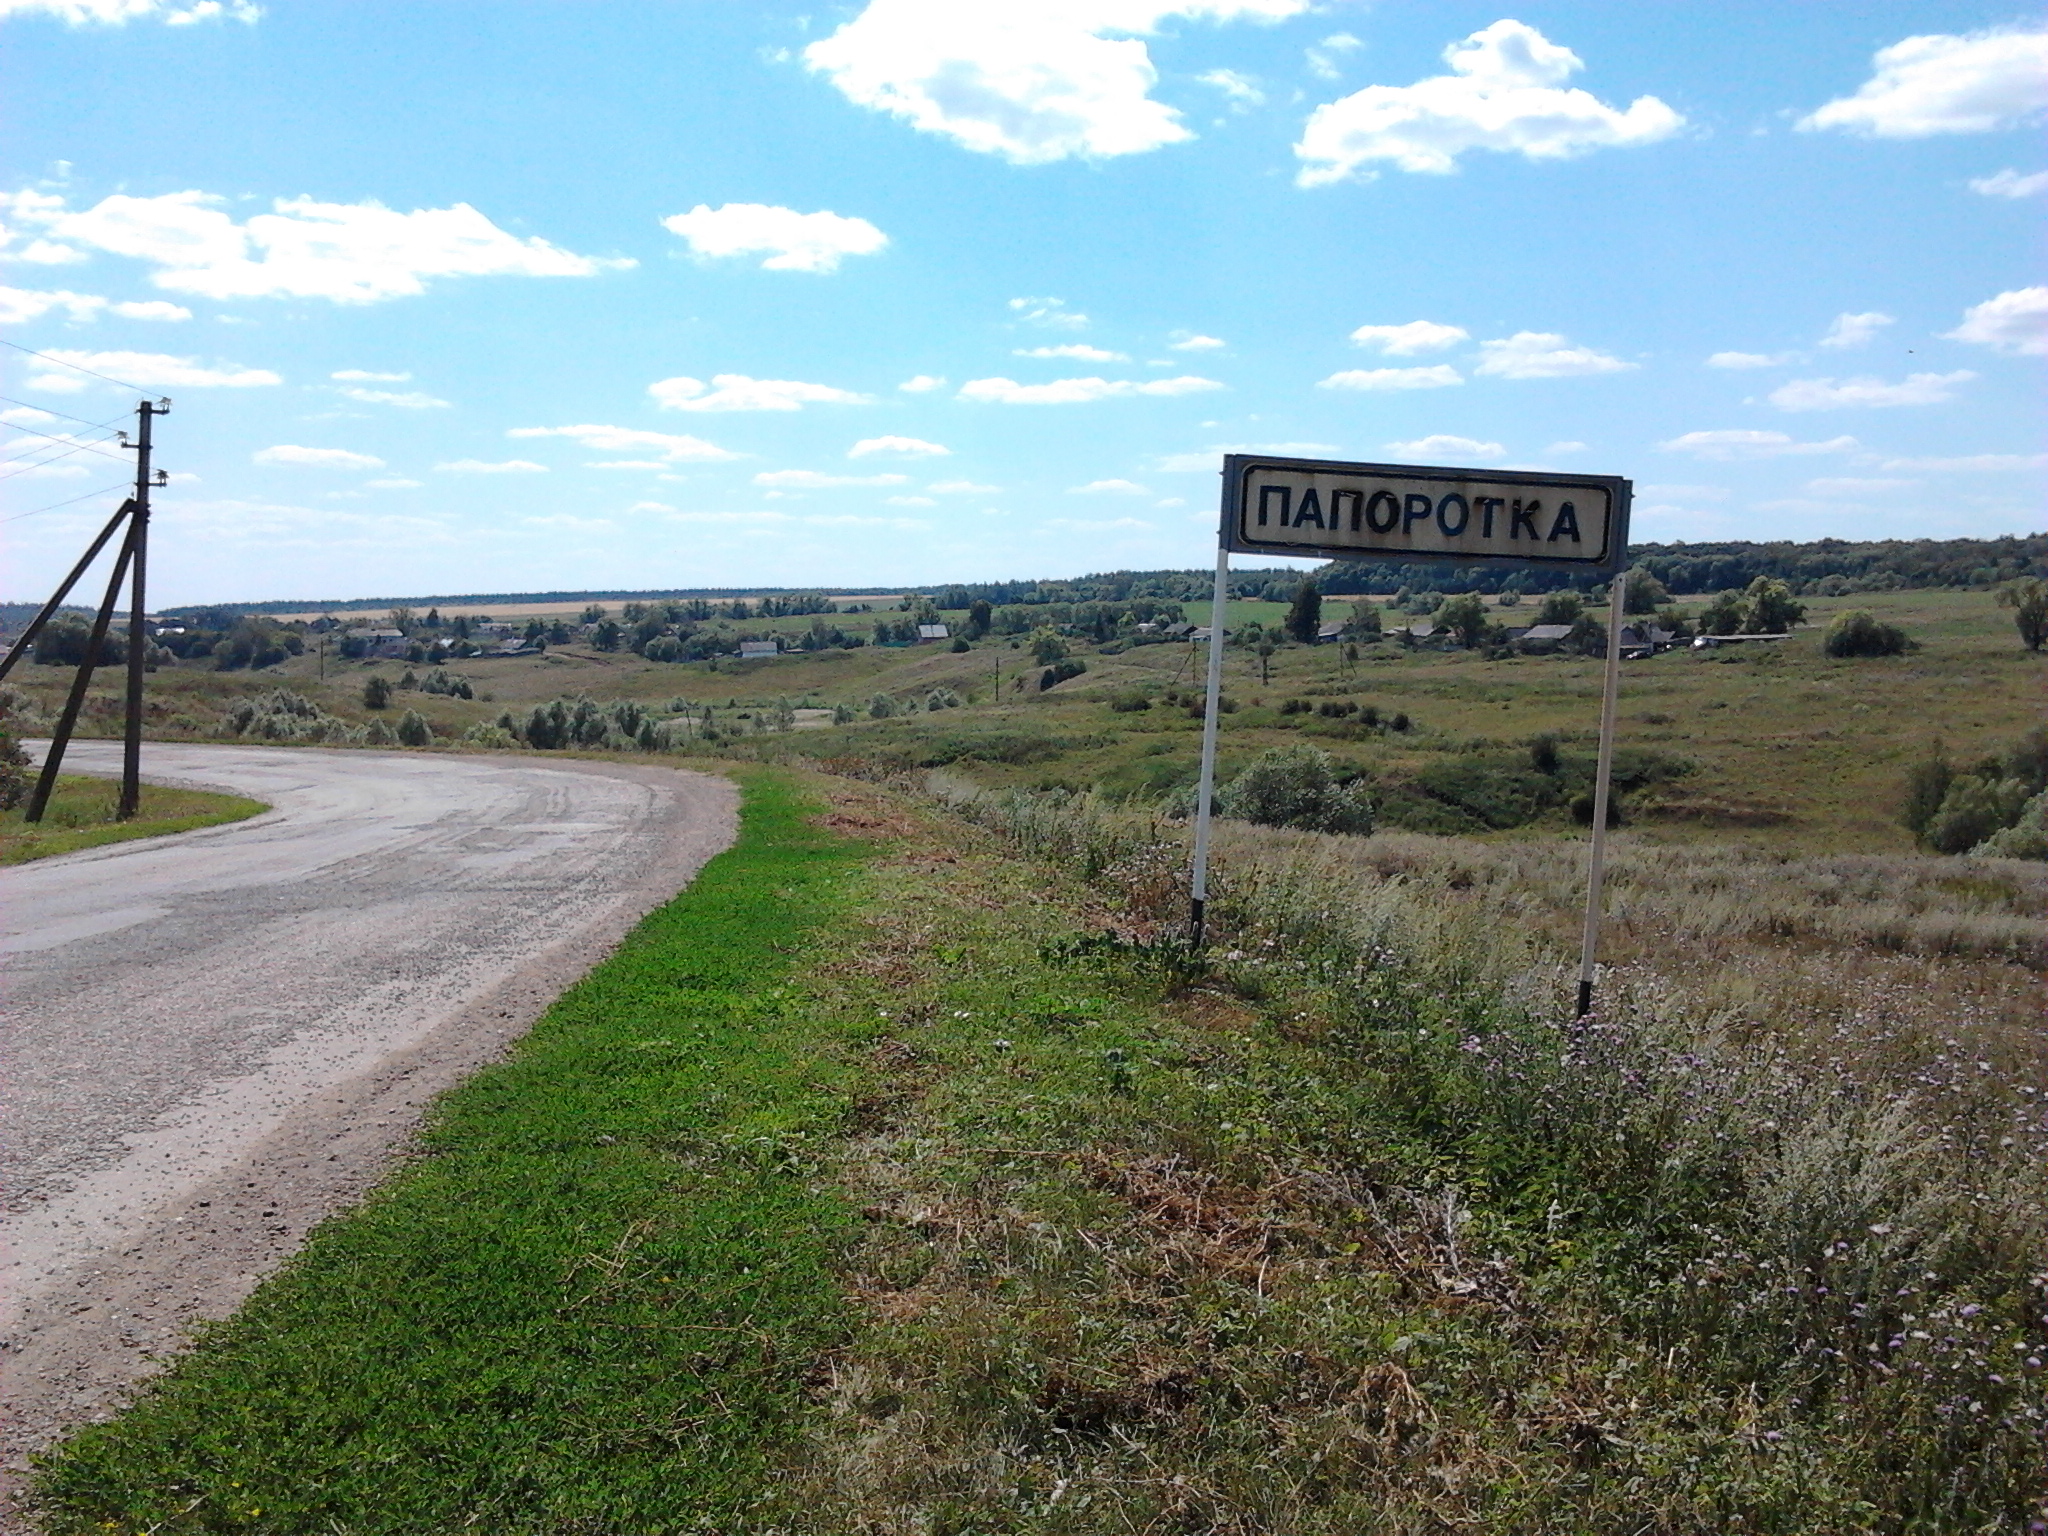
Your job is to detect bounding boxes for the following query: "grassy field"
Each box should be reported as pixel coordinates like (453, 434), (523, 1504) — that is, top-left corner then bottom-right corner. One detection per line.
(0, 775), (266, 865)
(32, 763), (2044, 1533)
(4, 586), (2039, 855)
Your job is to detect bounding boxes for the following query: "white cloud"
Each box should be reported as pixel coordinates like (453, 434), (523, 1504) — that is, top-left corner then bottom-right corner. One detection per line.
(1970, 168), (2048, 198)
(958, 374), (1222, 404)
(1349, 319), (1467, 355)
(0, 1), (260, 23)
(1818, 311), (1893, 349)
(436, 458), (548, 474)
(928, 478), (1001, 493)
(1045, 515), (1154, 533)
(23, 347), (279, 391)
(886, 494), (937, 507)
(898, 374), (947, 393)
(1879, 452), (2046, 472)
(1305, 31), (1361, 81)
(2, 189), (631, 304)
(1197, 68), (1263, 107)
(1318, 364), (1462, 391)
(1798, 24), (2048, 138)
(0, 286), (194, 323)
(1768, 371), (1974, 410)
(15, 462), (89, 478)
(1169, 331), (1225, 351)
(752, 469), (908, 489)
(1009, 295), (1088, 330)
(338, 386), (449, 409)
(253, 444), (383, 470)
(365, 477), (423, 489)
(648, 374), (870, 412)
(1707, 350), (1797, 369)
(1544, 441), (1588, 454)
(1384, 433), (1505, 461)
(332, 368), (409, 382)
(1295, 19), (1682, 186)
(1658, 429), (1859, 459)
(111, 298), (190, 320)
(1069, 478), (1150, 494)
(1150, 440), (1337, 472)
(660, 202), (888, 274)
(1474, 331), (1632, 379)
(507, 424), (739, 463)
(849, 435), (950, 458)
(1944, 286), (2048, 355)
(1015, 343), (1129, 361)
(587, 460), (670, 471)
(0, 406), (58, 425)
(804, 0), (1311, 165)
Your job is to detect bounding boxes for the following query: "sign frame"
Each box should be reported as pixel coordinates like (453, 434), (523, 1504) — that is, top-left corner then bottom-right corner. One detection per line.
(1220, 454), (1631, 573)
(1188, 453), (1635, 1018)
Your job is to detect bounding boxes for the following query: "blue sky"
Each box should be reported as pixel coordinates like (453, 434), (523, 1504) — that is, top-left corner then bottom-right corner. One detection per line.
(2, 0), (2042, 606)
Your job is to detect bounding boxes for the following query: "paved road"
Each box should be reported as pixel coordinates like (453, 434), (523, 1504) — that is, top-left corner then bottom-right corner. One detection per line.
(0, 743), (737, 1496)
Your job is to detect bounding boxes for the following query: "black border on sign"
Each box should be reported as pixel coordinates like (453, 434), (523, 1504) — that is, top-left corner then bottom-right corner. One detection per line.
(1220, 454), (1632, 574)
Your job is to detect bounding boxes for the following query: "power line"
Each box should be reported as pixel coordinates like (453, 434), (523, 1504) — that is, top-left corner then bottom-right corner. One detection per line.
(0, 417), (128, 460)
(1, 479), (135, 524)
(0, 394), (126, 431)
(0, 436), (131, 483)
(0, 338), (150, 393)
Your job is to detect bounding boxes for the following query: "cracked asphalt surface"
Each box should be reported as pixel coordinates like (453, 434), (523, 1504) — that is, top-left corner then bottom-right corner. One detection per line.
(0, 743), (737, 1511)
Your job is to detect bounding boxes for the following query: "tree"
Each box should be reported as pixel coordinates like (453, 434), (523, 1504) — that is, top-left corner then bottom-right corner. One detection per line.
(1536, 591), (1585, 626)
(1255, 638), (1276, 684)
(1697, 590), (1745, 636)
(1622, 566), (1671, 615)
(396, 708), (433, 747)
(0, 707), (29, 811)
(1283, 580), (1323, 644)
(1214, 744), (1373, 835)
(592, 620), (622, 652)
(1823, 610), (1909, 657)
(1029, 627), (1068, 665)
(581, 604), (607, 624)
(966, 598), (993, 640)
(1741, 576), (1805, 633)
(1350, 600), (1382, 635)
(1997, 578), (2047, 652)
(362, 674), (392, 710)
(1437, 592), (1490, 648)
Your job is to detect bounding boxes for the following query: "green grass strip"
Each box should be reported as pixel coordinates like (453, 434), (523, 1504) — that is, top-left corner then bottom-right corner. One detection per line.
(0, 776), (266, 865)
(34, 769), (873, 1534)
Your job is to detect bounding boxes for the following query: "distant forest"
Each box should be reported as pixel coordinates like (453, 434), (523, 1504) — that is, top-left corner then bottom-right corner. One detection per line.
(86, 531), (2048, 622)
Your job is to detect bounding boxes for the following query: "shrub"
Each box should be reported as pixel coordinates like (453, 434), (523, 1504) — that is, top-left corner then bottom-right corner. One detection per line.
(868, 693), (898, 720)
(362, 717), (398, 746)
(1215, 744), (1374, 835)
(1996, 576), (2047, 652)
(1528, 733), (1561, 774)
(1823, 609), (1909, 657)
(1282, 580), (1322, 644)
(1972, 789), (2048, 858)
(461, 722), (515, 748)
(362, 675), (392, 710)
(1039, 659), (1087, 691)
(1108, 691), (1152, 713)
(0, 707), (29, 810)
(396, 709), (433, 747)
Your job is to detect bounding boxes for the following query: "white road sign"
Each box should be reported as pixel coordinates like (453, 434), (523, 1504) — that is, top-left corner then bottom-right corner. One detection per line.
(1221, 454), (1630, 572)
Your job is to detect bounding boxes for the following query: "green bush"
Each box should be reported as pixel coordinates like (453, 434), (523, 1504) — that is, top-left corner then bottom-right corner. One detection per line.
(362, 674), (392, 710)
(1215, 744), (1374, 835)
(396, 709), (433, 747)
(1823, 609), (1910, 657)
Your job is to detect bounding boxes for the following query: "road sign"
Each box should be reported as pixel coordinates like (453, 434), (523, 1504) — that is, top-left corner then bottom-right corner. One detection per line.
(1221, 454), (1629, 573)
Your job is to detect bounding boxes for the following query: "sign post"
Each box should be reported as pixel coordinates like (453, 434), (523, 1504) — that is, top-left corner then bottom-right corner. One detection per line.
(1189, 454), (1632, 1014)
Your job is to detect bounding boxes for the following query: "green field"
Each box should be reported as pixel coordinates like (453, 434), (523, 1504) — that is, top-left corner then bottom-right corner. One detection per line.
(0, 775), (266, 865)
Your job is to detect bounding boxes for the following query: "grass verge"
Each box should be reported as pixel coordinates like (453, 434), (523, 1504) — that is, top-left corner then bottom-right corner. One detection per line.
(0, 775), (266, 866)
(31, 768), (876, 1533)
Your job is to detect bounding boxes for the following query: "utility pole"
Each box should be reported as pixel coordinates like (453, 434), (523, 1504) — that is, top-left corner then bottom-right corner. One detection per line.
(118, 398), (168, 819)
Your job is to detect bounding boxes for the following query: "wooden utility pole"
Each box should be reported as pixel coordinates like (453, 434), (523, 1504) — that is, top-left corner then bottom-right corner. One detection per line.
(119, 399), (167, 819)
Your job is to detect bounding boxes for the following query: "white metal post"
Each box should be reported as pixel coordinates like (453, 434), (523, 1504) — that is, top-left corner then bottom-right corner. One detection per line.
(1575, 575), (1630, 1015)
(1187, 541), (1231, 946)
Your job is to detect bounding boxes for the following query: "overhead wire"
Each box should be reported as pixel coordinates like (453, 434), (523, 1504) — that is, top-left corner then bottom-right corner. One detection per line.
(0, 337), (151, 393)
(0, 417), (129, 462)
(0, 435), (131, 483)
(0, 394), (127, 431)
(0, 479), (134, 524)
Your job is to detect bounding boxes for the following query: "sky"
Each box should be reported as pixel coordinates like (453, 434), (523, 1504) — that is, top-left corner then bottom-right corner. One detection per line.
(1, 0), (2043, 607)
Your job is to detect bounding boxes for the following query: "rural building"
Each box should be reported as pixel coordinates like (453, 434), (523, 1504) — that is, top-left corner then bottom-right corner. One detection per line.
(916, 623), (950, 641)
(737, 639), (780, 659)
(1316, 619), (1348, 643)
(1513, 623), (1575, 652)
(1692, 632), (1790, 649)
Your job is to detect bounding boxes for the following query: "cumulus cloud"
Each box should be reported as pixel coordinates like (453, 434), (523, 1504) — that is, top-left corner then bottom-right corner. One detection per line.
(752, 469), (908, 488)
(1879, 451), (2046, 472)
(1349, 319), (1467, 355)
(1, 0), (260, 23)
(1658, 429), (1859, 459)
(1009, 295), (1088, 330)
(1295, 19), (1681, 186)
(849, 435), (950, 458)
(252, 444), (383, 470)
(1318, 364), (1462, 391)
(1798, 24), (2048, 138)
(507, 423), (739, 462)
(338, 386), (448, 409)
(957, 374), (1222, 404)
(648, 374), (871, 412)
(1384, 434), (1505, 461)
(436, 458), (549, 474)
(803, 0), (1311, 165)
(23, 347), (279, 391)
(1707, 350), (1797, 369)
(898, 374), (947, 393)
(1197, 68), (1263, 107)
(0, 188), (630, 303)
(1015, 343), (1129, 361)
(1970, 168), (2048, 198)
(1768, 371), (1975, 410)
(332, 368), (409, 382)
(1474, 331), (1632, 379)
(1818, 311), (1893, 348)
(1069, 478), (1150, 494)
(1169, 331), (1225, 351)
(0, 286), (192, 323)
(1305, 31), (1361, 81)
(887, 495), (937, 507)
(1943, 286), (2048, 355)
(660, 202), (887, 274)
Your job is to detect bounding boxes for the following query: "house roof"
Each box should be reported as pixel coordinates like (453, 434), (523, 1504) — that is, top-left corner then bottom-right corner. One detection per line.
(1519, 623), (1576, 641)
(916, 623), (950, 639)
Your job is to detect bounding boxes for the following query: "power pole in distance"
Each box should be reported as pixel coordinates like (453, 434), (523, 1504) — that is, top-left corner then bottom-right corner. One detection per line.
(118, 398), (169, 820)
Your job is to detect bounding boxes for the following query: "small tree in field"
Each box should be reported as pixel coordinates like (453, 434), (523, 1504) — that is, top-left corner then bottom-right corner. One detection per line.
(1823, 609), (1909, 657)
(396, 708), (433, 747)
(1283, 580), (1322, 644)
(1622, 566), (1671, 614)
(362, 674), (392, 710)
(1215, 744), (1373, 835)
(1997, 578), (2047, 652)
(1742, 576), (1805, 633)
(1437, 592), (1490, 648)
